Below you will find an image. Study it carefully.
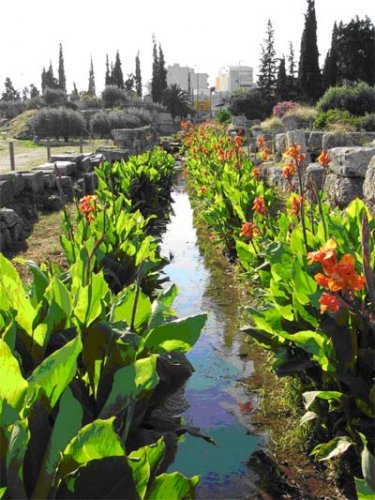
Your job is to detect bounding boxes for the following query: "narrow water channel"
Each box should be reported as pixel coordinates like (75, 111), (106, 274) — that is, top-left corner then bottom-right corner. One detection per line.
(160, 172), (263, 499)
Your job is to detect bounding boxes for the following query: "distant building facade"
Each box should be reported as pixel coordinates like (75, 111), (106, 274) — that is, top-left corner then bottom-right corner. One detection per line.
(215, 65), (254, 93)
(167, 64), (209, 97)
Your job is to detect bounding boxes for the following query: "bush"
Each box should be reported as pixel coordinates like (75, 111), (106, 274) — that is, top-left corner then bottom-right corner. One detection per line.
(31, 108), (87, 141)
(229, 89), (273, 120)
(284, 105), (317, 122)
(78, 93), (103, 110)
(314, 109), (359, 131)
(317, 82), (375, 116)
(101, 85), (128, 108)
(90, 109), (147, 138)
(216, 109), (232, 124)
(355, 113), (375, 131)
(0, 100), (24, 119)
(272, 101), (300, 118)
(260, 116), (283, 132)
(43, 87), (68, 107)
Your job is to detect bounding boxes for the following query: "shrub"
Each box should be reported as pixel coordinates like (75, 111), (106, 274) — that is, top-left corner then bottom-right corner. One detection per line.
(314, 109), (358, 131)
(272, 101), (300, 118)
(31, 108), (87, 141)
(101, 85), (128, 108)
(90, 109), (146, 138)
(355, 113), (375, 131)
(317, 82), (375, 116)
(43, 87), (68, 107)
(126, 106), (152, 125)
(229, 88), (273, 120)
(0, 100), (24, 119)
(78, 92), (103, 110)
(260, 116), (283, 132)
(284, 105), (317, 122)
(216, 109), (232, 124)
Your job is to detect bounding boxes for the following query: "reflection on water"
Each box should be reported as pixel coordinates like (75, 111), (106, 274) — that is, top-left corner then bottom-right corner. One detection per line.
(160, 176), (261, 499)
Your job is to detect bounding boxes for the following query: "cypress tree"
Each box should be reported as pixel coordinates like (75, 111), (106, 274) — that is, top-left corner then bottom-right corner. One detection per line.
(276, 57), (288, 101)
(58, 43), (66, 92)
(105, 55), (111, 86)
(257, 19), (277, 108)
(135, 51), (142, 97)
(42, 62), (58, 92)
(112, 50), (124, 89)
(151, 35), (159, 102)
(88, 57), (96, 95)
(298, 0), (322, 102)
(158, 44), (167, 96)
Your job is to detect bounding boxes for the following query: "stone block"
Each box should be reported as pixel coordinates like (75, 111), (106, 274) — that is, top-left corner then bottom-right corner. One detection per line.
(90, 153), (104, 168)
(22, 171), (44, 193)
(43, 195), (62, 211)
(42, 172), (56, 189)
(56, 175), (74, 199)
(79, 156), (92, 172)
(0, 207), (21, 227)
(0, 180), (15, 207)
(282, 115), (298, 131)
(328, 147), (375, 178)
(286, 129), (306, 151)
(74, 178), (86, 197)
(54, 161), (76, 176)
(305, 163), (325, 191)
(275, 133), (286, 153)
(324, 172), (363, 209)
(49, 153), (83, 164)
(33, 162), (55, 172)
(307, 132), (324, 151)
(83, 172), (98, 193)
(322, 132), (375, 150)
(0, 228), (11, 250)
(363, 155), (375, 202)
(0, 172), (25, 197)
(267, 166), (285, 189)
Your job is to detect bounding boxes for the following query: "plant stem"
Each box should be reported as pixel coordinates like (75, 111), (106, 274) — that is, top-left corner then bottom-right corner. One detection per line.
(130, 261), (145, 331)
(296, 164), (308, 251)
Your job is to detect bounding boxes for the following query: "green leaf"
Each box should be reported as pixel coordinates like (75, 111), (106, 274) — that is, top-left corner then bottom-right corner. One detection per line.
(0, 487), (7, 499)
(355, 477), (375, 499)
(303, 390), (344, 410)
(147, 472), (199, 499)
(0, 339), (28, 413)
(28, 335), (82, 410)
(361, 445), (375, 492)
(33, 387), (83, 499)
(99, 355), (159, 419)
(59, 418), (125, 479)
(148, 284), (178, 329)
(282, 330), (334, 372)
(311, 436), (353, 461)
(300, 411), (318, 425)
(74, 272), (109, 326)
(6, 418), (29, 499)
(144, 314), (207, 353)
(112, 287), (152, 332)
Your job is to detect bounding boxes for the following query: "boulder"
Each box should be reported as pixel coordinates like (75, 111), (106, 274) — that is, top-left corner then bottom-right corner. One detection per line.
(307, 132), (324, 151)
(305, 163), (325, 191)
(322, 132), (375, 150)
(21, 171), (44, 193)
(0, 179), (15, 207)
(363, 155), (375, 204)
(44, 195), (62, 211)
(0, 208), (24, 242)
(79, 156), (92, 172)
(56, 175), (74, 199)
(328, 147), (375, 178)
(324, 172), (363, 208)
(267, 166), (285, 189)
(41, 172), (56, 189)
(275, 133), (286, 153)
(49, 153), (83, 164)
(54, 161), (76, 177)
(0, 172), (25, 197)
(83, 172), (98, 193)
(282, 115), (298, 131)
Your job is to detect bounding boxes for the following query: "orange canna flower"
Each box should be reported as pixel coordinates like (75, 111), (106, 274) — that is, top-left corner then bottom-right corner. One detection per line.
(199, 186), (208, 196)
(283, 144), (306, 165)
(261, 147), (272, 161)
(240, 221), (260, 240)
(253, 196), (267, 216)
(256, 135), (266, 149)
(318, 149), (330, 168)
(234, 135), (243, 148)
(283, 161), (296, 181)
(319, 293), (346, 314)
(322, 254), (366, 292)
(289, 195), (303, 216)
(252, 167), (261, 180)
(79, 195), (97, 223)
(307, 239), (337, 271)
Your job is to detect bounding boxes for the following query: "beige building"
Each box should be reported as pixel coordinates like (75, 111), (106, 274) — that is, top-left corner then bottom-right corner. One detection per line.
(167, 64), (209, 97)
(215, 65), (254, 93)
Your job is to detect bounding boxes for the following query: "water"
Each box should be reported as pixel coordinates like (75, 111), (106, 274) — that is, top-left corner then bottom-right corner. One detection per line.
(160, 175), (262, 499)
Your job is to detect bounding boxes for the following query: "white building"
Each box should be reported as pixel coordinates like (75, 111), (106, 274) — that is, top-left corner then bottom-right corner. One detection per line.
(166, 64), (209, 97)
(215, 65), (254, 93)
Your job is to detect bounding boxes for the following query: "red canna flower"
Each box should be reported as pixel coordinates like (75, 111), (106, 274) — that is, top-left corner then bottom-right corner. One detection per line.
(79, 195), (97, 223)
(283, 144), (306, 165)
(307, 239), (337, 272)
(253, 196), (267, 216)
(319, 293), (346, 314)
(318, 149), (330, 168)
(261, 147), (272, 162)
(321, 254), (366, 292)
(240, 221), (260, 240)
(252, 167), (261, 180)
(234, 135), (243, 148)
(256, 135), (266, 149)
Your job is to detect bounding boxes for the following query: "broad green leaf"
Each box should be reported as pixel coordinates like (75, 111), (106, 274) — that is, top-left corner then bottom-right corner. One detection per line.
(144, 314), (207, 353)
(0, 339), (28, 413)
(59, 418), (125, 479)
(148, 284), (178, 329)
(300, 411), (318, 425)
(0, 487), (6, 499)
(6, 418), (29, 499)
(303, 390), (344, 410)
(128, 438), (166, 499)
(33, 387), (83, 499)
(74, 272), (109, 326)
(28, 335), (82, 410)
(99, 355), (159, 419)
(147, 472), (199, 499)
(44, 276), (72, 326)
(282, 330), (334, 372)
(0, 253), (36, 338)
(112, 287), (152, 332)
(355, 477), (375, 499)
(311, 436), (353, 461)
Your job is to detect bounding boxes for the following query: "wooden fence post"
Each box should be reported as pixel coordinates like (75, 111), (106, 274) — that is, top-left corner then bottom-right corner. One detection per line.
(9, 142), (15, 171)
(80, 138), (83, 153)
(47, 138), (51, 161)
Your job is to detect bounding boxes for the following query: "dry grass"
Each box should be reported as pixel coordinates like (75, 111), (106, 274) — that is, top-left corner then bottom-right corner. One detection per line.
(284, 105), (318, 122)
(260, 116), (283, 132)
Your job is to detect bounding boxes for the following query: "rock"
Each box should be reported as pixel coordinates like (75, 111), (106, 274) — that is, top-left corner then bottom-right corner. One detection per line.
(56, 175), (74, 199)
(0, 228), (11, 250)
(0, 207), (21, 227)
(42, 172), (56, 189)
(363, 155), (375, 203)
(305, 163), (325, 191)
(282, 115), (298, 131)
(83, 172), (98, 193)
(54, 161), (76, 177)
(328, 146), (375, 178)
(90, 153), (104, 167)
(286, 129), (306, 151)
(307, 131), (324, 151)
(21, 171), (44, 193)
(33, 162), (55, 172)
(324, 172), (363, 208)
(322, 132), (375, 150)
(267, 166), (285, 189)
(0, 179), (15, 207)
(275, 133), (286, 153)
(44, 195), (62, 211)
(74, 178), (86, 197)
(0, 172), (25, 197)
(79, 156), (92, 172)
(0, 208), (23, 243)
(49, 153), (83, 164)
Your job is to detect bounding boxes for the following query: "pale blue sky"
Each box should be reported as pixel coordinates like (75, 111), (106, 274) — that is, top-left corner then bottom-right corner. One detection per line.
(1, 0), (373, 94)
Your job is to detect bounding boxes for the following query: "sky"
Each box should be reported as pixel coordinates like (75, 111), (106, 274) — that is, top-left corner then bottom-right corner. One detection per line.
(0, 0), (373, 95)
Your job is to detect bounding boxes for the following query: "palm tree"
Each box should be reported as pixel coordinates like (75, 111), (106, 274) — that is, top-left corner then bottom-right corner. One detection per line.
(162, 84), (193, 119)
